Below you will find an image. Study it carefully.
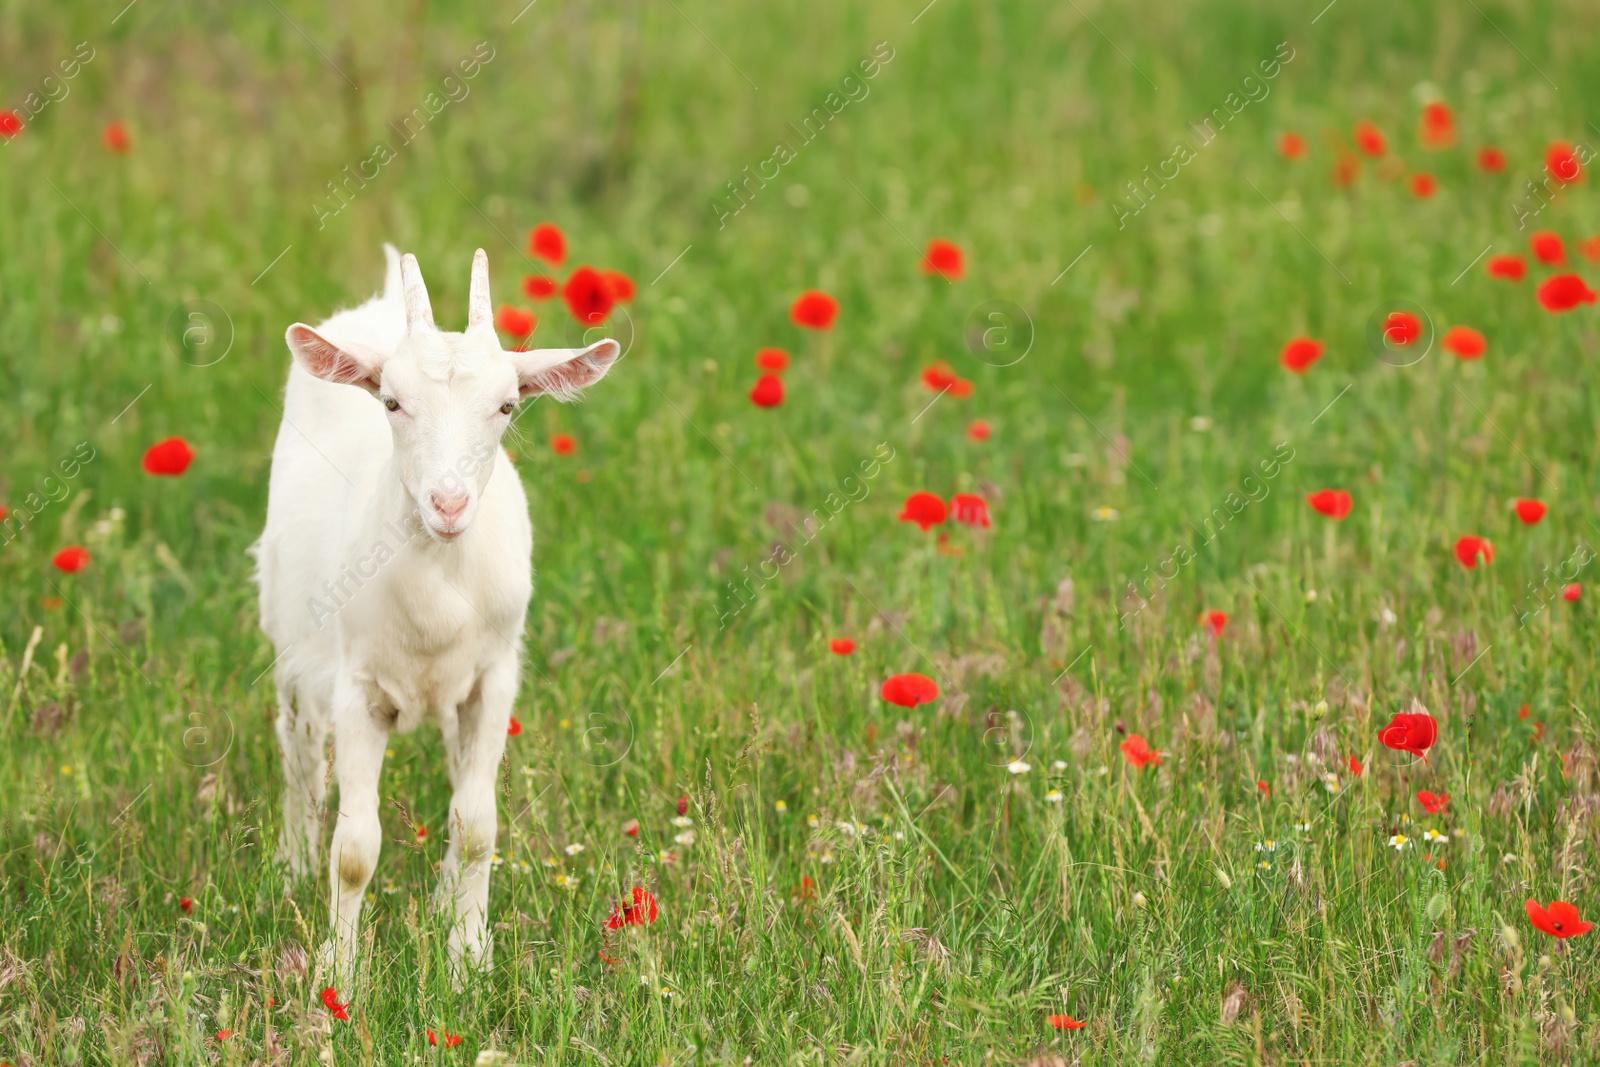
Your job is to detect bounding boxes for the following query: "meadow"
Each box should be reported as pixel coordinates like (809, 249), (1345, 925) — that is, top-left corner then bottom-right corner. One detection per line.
(2, 0), (1599, 1062)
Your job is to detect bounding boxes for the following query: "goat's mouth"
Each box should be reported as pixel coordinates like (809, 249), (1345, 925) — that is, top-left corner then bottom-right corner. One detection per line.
(424, 517), (468, 541)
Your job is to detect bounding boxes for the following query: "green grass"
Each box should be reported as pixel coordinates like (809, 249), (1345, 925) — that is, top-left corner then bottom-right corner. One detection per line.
(4, 0), (1600, 1062)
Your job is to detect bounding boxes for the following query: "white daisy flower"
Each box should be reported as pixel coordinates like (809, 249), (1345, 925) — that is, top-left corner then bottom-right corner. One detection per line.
(1007, 759), (1032, 774)
(1389, 833), (1411, 851)
(1045, 789), (1064, 804)
(564, 843), (586, 856)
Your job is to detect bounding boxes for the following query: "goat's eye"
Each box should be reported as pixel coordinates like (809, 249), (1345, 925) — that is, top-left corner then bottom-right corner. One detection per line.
(499, 401), (517, 415)
(382, 396), (400, 412)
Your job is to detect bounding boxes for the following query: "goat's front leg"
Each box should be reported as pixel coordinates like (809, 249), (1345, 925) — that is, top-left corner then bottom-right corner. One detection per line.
(435, 658), (516, 977)
(322, 675), (389, 988)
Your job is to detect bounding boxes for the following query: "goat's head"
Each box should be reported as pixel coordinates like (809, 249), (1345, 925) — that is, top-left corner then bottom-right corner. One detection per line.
(285, 249), (620, 542)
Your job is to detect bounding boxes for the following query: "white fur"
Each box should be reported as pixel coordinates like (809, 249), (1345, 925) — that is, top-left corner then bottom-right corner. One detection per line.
(254, 244), (619, 981)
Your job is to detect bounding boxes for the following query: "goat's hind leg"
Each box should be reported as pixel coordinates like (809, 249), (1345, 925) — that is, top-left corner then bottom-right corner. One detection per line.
(275, 667), (330, 877)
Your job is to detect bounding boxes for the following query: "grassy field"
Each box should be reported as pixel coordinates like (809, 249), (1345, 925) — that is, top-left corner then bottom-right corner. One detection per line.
(3, 0), (1600, 1062)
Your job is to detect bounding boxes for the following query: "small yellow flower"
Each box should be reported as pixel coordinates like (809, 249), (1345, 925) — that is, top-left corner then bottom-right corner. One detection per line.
(774, 800), (788, 813)
(806, 813), (821, 827)
(59, 765), (72, 776)
(559, 718), (571, 729)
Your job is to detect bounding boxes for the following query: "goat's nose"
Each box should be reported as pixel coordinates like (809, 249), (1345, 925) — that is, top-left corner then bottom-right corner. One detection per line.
(430, 490), (468, 522)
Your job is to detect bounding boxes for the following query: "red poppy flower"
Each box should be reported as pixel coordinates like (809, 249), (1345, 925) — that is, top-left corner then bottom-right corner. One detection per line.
(143, 437), (195, 476)
(1382, 311), (1422, 346)
(1486, 255), (1526, 281)
(53, 546), (90, 573)
(1441, 326), (1486, 359)
(321, 986), (351, 1021)
(495, 305), (536, 339)
(1454, 535), (1494, 569)
(677, 793), (689, 816)
(949, 493), (991, 528)
(1546, 141), (1583, 184)
(1330, 153), (1361, 187)
(1306, 489), (1352, 520)
(0, 110), (21, 137)
(1416, 790), (1449, 814)
(1564, 583), (1582, 602)
(921, 361), (957, 392)
(1410, 173), (1437, 198)
(1378, 710), (1438, 760)
(1348, 754), (1363, 777)
(427, 1029), (464, 1048)
(1279, 337), (1323, 373)
(755, 347), (790, 373)
(790, 290), (839, 330)
(1519, 704), (1531, 720)
(507, 716), (522, 736)
(563, 266), (616, 326)
(1525, 898), (1593, 939)
(1120, 734), (1161, 769)
(949, 377), (974, 399)
(216, 1030), (234, 1041)
(415, 823), (427, 841)
(1353, 119), (1386, 157)
(920, 238), (965, 281)
(529, 223), (566, 267)
(102, 121), (131, 154)
(898, 492), (947, 531)
(1514, 498), (1547, 525)
(1530, 231), (1566, 265)
(623, 818), (640, 836)
(749, 375), (785, 408)
(1278, 131), (1307, 159)
(597, 269), (635, 303)
(1477, 146), (1506, 172)
(1202, 611), (1228, 637)
(1256, 780), (1270, 796)
(551, 433), (576, 456)
(881, 673), (939, 708)
(1047, 1015), (1087, 1030)
(179, 897), (194, 914)
(1418, 103), (1454, 148)
(522, 275), (558, 299)
(604, 886), (660, 929)
(830, 637), (856, 655)
(967, 420), (991, 441)
(1536, 273), (1598, 312)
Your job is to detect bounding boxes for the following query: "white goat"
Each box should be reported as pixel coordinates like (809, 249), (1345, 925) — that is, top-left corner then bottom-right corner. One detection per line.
(254, 245), (619, 980)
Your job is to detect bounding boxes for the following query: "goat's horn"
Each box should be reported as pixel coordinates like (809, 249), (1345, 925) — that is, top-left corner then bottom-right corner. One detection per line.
(400, 252), (435, 332)
(466, 248), (493, 332)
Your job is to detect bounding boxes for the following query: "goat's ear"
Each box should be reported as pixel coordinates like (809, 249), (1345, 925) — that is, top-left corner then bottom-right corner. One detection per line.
(511, 338), (621, 401)
(285, 324), (386, 393)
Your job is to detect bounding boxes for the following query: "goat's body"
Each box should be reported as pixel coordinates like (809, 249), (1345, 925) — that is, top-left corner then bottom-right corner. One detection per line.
(255, 246), (554, 981)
